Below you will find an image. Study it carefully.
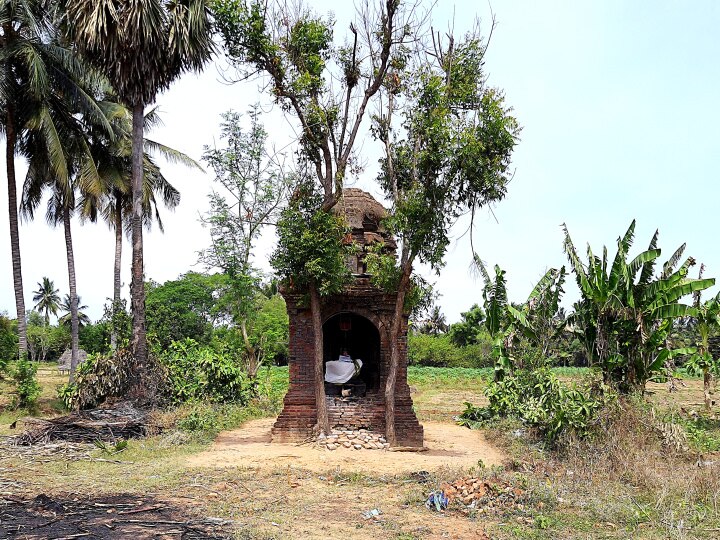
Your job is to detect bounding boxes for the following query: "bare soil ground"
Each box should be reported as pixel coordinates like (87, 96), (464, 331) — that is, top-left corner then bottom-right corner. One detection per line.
(188, 418), (505, 472)
(646, 378), (711, 410)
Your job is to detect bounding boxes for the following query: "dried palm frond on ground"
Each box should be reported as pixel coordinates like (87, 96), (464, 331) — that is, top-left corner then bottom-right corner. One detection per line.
(11, 402), (151, 445)
(64, 348), (168, 410)
(0, 493), (235, 539)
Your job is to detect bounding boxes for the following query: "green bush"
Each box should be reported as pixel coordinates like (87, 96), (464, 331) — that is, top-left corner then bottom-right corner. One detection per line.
(459, 368), (614, 441)
(58, 340), (254, 410)
(12, 359), (41, 409)
(0, 313), (18, 372)
(161, 339), (251, 404)
(58, 349), (139, 410)
(407, 333), (492, 368)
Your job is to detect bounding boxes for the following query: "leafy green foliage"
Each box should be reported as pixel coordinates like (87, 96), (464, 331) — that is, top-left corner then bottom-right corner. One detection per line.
(376, 35), (520, 273)
(0, 314), (18, 372)
(478, 263), (567, 379)
(408, 333), (493, 368)
(563, 220), (715, 391)
(459, 368), (615, 441)
(271, 181), (351, 296)
(213, 0), (408, 197)
(101, 299), (132, 350)
(200, 108), (291, 377)
(448, 304), (486, 347)
(78, 322), (111, 355)
(12, 358), (41, 409)
(249, 294), (289, 364)
(60, 339), (251, 410)
(145, 273), (227, 350)
(26, 320), (70, 363)
(160, 339), (250, 404)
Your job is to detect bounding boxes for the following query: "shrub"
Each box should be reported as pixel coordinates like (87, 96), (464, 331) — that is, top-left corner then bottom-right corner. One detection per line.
(12, 358), (41, 409)
(459, 368), (615, 441)
(0, 313), (18, 372)
(59, 340), (253, 410)
(161, 339), (251, 404)
(58, 348), (144, 410)
(408, 333), (492, 368)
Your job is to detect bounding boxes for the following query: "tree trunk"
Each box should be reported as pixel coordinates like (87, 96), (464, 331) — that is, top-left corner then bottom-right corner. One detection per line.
(239, 318), (259, 379)
(63, 206), (80, 381)
(384, 266), (412, 447)
(309, 281), (329, 434)
(111, 194), (123, 352)
(5, 104), (27, 358)
(129, 102), (148, 397)
(704, 369), (712, 410)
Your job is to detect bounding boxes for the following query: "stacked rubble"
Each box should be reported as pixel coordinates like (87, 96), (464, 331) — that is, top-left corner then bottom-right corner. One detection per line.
(316, 429), (389, 450)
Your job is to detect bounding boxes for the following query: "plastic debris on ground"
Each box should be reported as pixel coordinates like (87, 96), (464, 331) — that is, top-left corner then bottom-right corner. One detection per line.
(361, 508), (383, 520)
(425, 490), (449, 511)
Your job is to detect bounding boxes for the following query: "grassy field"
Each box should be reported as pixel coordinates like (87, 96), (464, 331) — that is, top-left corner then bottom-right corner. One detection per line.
(2, 364), (720, 538)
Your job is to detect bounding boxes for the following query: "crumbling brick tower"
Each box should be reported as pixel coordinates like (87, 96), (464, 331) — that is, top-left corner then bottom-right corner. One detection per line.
(272, 188), (424, 446)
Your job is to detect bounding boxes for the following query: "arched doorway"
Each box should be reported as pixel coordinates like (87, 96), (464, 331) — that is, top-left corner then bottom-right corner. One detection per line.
(323, 312), (381, 394)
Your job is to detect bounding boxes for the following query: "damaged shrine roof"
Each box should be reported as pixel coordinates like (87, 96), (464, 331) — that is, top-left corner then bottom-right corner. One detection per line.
(334, 188), (388, 231)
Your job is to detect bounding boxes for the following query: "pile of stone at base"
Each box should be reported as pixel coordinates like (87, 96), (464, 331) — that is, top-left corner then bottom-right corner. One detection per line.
(317, 429), (389, 450)
(439, 476), (528, 515)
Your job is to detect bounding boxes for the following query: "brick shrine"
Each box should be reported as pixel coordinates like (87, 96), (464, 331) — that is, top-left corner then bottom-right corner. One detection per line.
(271, 189), (424, 447)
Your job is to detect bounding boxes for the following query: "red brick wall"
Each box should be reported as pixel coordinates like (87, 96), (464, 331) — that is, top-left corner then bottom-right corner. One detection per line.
(272, 279), (424, 447)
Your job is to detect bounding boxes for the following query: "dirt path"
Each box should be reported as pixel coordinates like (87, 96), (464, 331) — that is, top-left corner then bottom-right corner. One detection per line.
(188, 418), (505, 473)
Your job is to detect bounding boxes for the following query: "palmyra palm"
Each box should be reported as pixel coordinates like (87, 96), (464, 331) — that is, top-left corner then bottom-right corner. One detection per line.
(64, 0), (213, 381)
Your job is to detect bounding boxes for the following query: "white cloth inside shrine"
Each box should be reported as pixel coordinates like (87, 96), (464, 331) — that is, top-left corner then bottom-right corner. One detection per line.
(324, 359), (363, 384)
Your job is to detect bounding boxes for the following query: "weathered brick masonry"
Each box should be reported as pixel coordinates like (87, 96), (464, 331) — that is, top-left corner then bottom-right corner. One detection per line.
(271, 189), (424, 447)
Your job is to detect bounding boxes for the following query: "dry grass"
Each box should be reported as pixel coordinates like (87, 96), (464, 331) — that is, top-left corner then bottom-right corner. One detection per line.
(5, 366), (720, 538)
(480, 397), (720, 539)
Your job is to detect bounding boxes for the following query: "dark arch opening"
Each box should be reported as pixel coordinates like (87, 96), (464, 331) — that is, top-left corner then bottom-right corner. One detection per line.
(323, 313), (381, 395)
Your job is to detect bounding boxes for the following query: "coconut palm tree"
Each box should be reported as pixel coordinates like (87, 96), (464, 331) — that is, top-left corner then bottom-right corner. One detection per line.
(78, 104), (196, 350)
(32, 277), (61, 325)
(59, 294), (90, 327)
(1, 1), (111, 358)
(21, 68), (116, 379)
(64, 0), (213, 385)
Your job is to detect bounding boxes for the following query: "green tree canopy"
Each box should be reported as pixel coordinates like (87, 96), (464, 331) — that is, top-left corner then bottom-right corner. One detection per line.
(448, 304), (486, 347)
(145, 272), (228, 350)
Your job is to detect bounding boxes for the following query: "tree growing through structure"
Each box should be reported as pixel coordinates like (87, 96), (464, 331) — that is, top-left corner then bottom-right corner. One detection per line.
(369, 25), (520, 445)
(213, 0), (424, 433)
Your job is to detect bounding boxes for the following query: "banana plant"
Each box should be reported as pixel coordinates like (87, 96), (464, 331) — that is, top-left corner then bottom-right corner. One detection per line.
(678, 269), (720, 409)
(563, 220), (715, 391)
(477, 259), (566, 380)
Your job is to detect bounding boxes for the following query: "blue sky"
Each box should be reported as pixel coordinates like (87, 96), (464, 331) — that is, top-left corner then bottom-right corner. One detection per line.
(1, 0), (719, 324)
